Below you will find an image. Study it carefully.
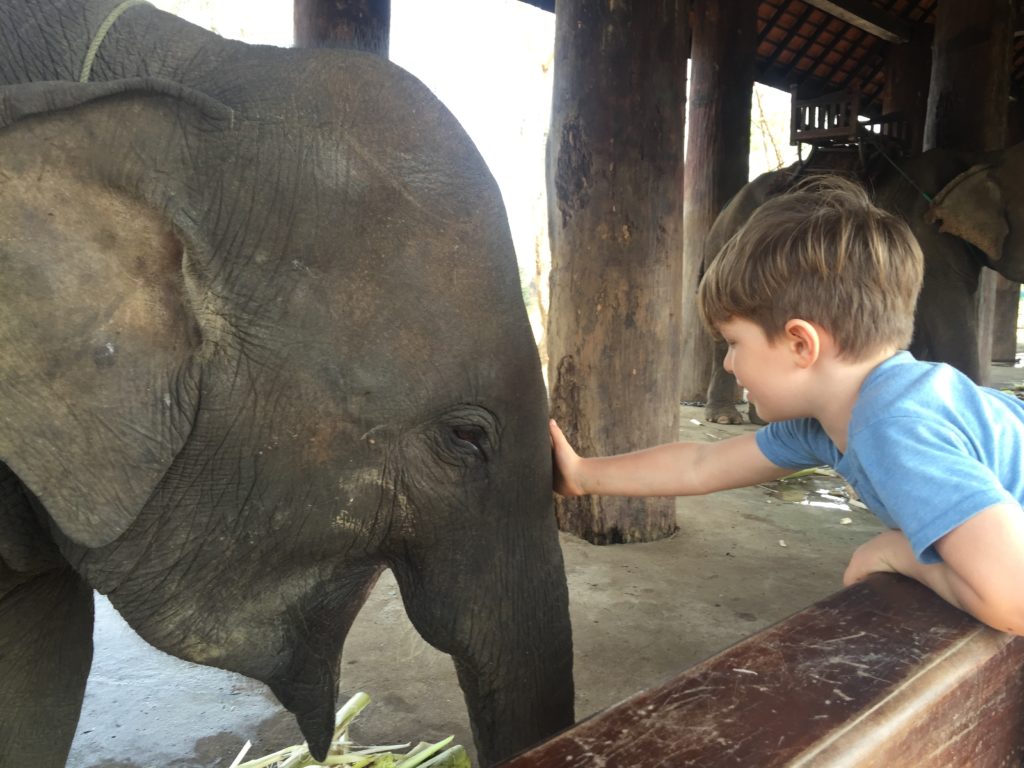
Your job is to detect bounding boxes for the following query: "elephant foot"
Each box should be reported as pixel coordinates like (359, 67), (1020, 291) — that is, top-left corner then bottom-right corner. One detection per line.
(704, 403), (745, 425)
(747, 402), (767, 426)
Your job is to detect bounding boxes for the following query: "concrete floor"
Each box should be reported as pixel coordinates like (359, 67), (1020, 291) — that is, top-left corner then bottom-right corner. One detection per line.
(68, 363), (1024, 767)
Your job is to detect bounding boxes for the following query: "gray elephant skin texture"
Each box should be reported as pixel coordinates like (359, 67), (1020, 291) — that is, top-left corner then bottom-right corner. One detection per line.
(0, 2), (574, 766)
(702, 145), (1024, 425)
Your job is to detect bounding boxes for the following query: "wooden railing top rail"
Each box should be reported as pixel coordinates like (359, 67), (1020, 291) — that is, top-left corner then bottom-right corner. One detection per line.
(791, 87), (860, 109)
(499, 574), (1024, 767)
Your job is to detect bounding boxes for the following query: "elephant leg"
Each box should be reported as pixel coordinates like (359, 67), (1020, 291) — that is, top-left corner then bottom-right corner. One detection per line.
(0, 568), (94, 767)
(912, 264), (982, 382)
(0, 463), (94, 767)
(747, 401), (767, 426)
(705, 339), (746, 424)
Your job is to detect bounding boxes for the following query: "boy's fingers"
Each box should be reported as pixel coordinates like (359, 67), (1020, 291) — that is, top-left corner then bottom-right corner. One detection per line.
(550, 419), (571, 447)
(548, 419), (579, 497)
(549, 419), (567, 452)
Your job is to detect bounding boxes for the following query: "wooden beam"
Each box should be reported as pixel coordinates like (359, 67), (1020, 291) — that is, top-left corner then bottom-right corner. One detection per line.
(803, 0), (913, 43)
(498, 574), (1024, 766)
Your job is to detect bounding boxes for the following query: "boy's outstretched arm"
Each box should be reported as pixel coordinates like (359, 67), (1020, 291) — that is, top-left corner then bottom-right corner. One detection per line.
(844, 502), (1024, 635)
(549, 419), (789, 498)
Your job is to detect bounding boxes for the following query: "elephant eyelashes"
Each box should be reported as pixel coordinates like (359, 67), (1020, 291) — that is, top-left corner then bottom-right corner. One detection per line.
(451, 426), (489, 462)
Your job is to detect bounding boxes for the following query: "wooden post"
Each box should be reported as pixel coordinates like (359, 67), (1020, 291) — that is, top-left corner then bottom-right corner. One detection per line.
(994, 101), (1024, 365)
(679, 0), (758, 404)
(992, 275), (1020, 363)
(882, 25), (931, 156)
(924, 0), (1012, 152)
(294, 0), (390, 56)
(547, 0), (688, 543)
(923, 0), (1014, 384)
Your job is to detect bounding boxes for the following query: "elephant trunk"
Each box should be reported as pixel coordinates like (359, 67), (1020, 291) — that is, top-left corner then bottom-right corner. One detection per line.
(392, 516), (575, 766)
(453, 580), (575, 765)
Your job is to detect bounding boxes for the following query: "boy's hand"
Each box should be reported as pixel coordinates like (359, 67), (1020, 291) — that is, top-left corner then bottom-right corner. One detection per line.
(842, 529), (909, 586)
(843, 507), (1024, 635)
(549, 419), (586, 497)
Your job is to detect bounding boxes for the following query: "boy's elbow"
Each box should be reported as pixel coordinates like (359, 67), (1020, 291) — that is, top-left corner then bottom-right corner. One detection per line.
(996, 602), (1024, 636)
(989, 615), (1024, 637)
(975, 594), (1024, 636)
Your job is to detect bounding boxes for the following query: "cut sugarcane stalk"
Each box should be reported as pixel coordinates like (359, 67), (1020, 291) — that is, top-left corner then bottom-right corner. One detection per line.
(230, 692), (464, 768)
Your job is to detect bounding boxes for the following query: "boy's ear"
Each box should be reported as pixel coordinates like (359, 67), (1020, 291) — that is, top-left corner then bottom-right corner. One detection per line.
(783, 319), (821, 368)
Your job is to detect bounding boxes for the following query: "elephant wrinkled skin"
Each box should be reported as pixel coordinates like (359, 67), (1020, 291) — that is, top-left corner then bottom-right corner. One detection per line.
(702, 144), (1024, 424)
(0, 2), (574, 766)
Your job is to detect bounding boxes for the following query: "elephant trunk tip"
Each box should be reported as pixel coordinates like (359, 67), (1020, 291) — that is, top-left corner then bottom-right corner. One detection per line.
(296, 708), (334, 762)
(268, 673), (338, 762)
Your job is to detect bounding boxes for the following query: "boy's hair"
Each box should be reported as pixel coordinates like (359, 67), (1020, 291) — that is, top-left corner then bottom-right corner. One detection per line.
(698, 175), (924, 360)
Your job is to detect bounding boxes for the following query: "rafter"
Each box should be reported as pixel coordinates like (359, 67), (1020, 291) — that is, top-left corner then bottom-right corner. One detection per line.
(518, 0), (555, 12)
(801, 0), (912, 43)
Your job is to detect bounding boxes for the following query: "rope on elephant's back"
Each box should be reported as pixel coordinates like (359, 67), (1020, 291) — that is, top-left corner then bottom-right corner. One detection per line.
(80, 0), (150, 83)
(872, 139), (934, 204)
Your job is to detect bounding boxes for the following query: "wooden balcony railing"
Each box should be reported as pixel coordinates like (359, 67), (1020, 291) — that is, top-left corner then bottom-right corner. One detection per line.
(790, 86), (909, 151)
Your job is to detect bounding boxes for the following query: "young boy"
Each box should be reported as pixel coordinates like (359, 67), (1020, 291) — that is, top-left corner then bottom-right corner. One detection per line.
(550, 177), (1024, 636)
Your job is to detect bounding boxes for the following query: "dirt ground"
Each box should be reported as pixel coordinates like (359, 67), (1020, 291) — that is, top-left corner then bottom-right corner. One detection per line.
(68, 363), (1024, 768)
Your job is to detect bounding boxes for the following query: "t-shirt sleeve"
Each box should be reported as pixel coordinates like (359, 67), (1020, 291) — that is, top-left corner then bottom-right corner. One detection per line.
(852, 417), (1016, 563)
(755, 419), (837, 470)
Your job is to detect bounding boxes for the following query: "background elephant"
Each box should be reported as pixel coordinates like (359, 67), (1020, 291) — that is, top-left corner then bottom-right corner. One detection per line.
(702, 142), (1024, 424)
(0, 3), (573, 766)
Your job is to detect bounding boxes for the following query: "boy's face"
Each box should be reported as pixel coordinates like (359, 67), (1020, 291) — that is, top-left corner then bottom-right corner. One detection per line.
(717, 317), (807, 423)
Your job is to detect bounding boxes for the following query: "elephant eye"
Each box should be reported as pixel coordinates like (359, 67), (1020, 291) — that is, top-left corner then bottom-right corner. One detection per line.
(451, 425), (489, 462)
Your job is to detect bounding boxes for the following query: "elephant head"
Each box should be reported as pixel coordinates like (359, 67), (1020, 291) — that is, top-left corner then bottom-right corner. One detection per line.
(927, 141), (1024, 283)
(0, 67), (572, 767)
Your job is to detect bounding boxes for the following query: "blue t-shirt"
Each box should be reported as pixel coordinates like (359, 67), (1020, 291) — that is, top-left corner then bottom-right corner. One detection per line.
(755, 352), (1024, 563)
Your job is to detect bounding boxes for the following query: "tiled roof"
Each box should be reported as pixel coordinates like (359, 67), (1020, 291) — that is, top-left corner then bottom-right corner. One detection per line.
(521, 1), (1023, 113)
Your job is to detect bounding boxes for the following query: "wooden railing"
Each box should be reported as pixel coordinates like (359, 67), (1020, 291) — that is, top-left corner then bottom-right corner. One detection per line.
(863, 111), (911, 147)
(790, 86), (861, 144)
(499, 573), (1024, 767)
(790, 86), (909, 151)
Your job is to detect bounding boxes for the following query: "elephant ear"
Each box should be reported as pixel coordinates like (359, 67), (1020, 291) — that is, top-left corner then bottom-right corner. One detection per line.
(0, 79), (233, 548)
(927, 163), (1009, 264)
